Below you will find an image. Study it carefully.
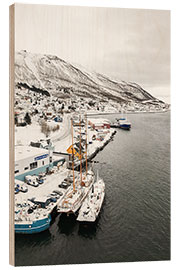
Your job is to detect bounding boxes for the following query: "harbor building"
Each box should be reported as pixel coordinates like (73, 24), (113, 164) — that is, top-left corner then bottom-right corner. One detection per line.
(15, 145), (65, 181)
(89, 119), (111, 130)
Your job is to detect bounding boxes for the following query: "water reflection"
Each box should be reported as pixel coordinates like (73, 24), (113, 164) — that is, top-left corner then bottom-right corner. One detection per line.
(57, 212), (99, 239)
(15, 228), (52, 248)
(78, 221), (98, 239)
(58, 213), (77, 235)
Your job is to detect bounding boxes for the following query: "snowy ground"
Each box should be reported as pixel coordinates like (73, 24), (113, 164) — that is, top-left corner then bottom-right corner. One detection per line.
(15, 115), (115, 157)
(15, 165), (75, 205)
(14, 166), (78, 221)
(15, 114), (70, 146)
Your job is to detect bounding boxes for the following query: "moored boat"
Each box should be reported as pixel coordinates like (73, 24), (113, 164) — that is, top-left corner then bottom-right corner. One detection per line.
(57, 169), (95, 214)
(15, 214), (52, 234)
(111, 117), (131, 130)
(14, 195), (59, 234)
(77, 174), (105, 223)
(57, 115), (95, 214)
(118, 117), (131, 130)
(15, 201), (52, 234)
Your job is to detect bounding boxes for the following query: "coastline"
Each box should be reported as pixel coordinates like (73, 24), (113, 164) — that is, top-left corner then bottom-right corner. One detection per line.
(87, 109), (170, 117)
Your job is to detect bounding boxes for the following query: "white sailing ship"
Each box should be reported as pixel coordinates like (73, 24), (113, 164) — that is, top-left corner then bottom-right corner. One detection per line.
(57, 169), (94, 214)
(77, 173), (105, 222)
(57, 114), (95, 214)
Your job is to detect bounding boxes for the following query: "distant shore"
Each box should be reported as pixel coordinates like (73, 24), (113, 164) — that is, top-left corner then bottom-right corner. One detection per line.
(87, 109), (170, 117)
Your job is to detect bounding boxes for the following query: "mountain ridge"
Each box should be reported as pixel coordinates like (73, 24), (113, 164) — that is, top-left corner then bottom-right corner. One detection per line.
(15, 50), (164, 105)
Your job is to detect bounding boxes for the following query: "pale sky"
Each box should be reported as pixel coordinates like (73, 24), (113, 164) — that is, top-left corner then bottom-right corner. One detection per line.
(15, 4), (170, 102)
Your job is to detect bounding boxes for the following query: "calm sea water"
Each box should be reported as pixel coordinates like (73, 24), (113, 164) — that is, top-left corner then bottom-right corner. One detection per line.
(15, 112), (170, 266)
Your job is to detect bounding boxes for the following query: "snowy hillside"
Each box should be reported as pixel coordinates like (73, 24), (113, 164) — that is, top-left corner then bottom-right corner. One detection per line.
(15, 50), (164, 105)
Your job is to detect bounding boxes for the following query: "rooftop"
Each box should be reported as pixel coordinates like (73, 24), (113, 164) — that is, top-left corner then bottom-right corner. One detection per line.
(15, 145), (49, 162)
(89, 118), (110, 124)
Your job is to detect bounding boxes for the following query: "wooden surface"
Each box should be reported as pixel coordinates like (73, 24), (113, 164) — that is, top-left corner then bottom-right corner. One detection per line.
(9, 4), (15, 266)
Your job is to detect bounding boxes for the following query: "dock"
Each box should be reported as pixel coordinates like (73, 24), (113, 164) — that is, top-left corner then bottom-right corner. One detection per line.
(14, 116), (117, 233)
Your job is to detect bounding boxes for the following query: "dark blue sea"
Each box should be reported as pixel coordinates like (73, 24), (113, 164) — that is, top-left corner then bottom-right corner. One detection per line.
(15, 112), (170, 266)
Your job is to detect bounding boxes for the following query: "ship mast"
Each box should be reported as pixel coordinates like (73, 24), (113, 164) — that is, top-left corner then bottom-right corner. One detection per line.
(71, 118), (75, 191)
(79, 115), (82, 186)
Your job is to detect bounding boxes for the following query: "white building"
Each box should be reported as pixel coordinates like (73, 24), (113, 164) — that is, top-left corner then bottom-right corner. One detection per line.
(15, 145), (65, 181)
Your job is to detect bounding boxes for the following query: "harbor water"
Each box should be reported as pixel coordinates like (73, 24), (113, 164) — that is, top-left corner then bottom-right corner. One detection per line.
(15, 112), (170, 266)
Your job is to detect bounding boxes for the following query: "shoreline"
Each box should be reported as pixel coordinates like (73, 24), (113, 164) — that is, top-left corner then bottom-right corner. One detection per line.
(87, 109), (170, 117)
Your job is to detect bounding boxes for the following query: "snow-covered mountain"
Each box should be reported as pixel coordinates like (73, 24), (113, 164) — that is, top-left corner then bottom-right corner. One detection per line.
(15, 50), (163, 104)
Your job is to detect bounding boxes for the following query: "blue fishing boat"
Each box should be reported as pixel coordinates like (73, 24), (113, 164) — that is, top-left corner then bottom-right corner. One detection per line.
(111, 117), (131, 130)
(118, 117), (131, 130)
(15, 214), (51, 234)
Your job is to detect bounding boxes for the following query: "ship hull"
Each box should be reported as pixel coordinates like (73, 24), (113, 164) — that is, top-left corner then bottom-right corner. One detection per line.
(57, 185), (93, 214)
(77, 179), (105, 222)
(15, 215), (51, 234)
(110, 123), (131, 130)
(120, 124), (131, 130)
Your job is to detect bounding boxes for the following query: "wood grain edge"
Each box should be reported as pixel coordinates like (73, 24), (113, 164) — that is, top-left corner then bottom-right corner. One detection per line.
(9, 3), (15, 266)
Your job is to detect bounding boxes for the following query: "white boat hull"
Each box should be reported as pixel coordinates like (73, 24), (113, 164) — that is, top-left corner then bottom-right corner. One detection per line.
(57, 171), (95, 214)
(77, 178), (105, 222)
